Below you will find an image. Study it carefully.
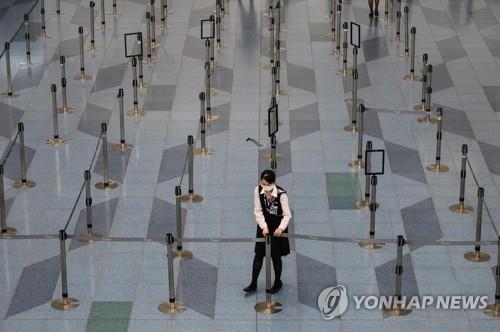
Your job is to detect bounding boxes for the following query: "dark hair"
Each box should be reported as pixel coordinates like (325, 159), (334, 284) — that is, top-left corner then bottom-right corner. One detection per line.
(260, 169), (276, 184)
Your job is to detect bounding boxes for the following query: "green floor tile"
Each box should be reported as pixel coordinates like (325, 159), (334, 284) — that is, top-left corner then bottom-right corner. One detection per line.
(326, 172), (361, 209)
(86, 302), (133, 332)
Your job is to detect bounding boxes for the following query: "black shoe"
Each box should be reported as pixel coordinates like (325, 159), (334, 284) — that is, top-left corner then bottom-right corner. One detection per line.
(369, 11), (373, 17)
(243, 283), (257, 293)
(374, 9), (379, 16)
(269, 280), (283, 294)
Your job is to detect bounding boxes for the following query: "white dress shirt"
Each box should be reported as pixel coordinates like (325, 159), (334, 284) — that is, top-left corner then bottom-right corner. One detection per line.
(254, 185), (292, 231)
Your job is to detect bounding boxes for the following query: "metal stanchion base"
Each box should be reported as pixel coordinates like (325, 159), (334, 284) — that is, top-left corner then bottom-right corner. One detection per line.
(0, 92), (20, 98)
(126, 109), (145, 117)
(106, 10), (123, 15)
(50, 297), (80, 310)
(426, 163), (449, 173)
(95, 182), (119, 190)
(336, 68), (352, 76)
(179, 193), (203, 203)
(88, 46), (98, 53)
(380, 16), (389, 23)
(345, 98), (365, 104)
(159, 23), (172, 29)
(343, 124), (359, 133)
(358, 240), (384, 250)
(464, 251), (490, 262)
(403, 74), (420, 81)
(484, 304), (500, 317)
(268, 90), (287, 96)
(255, 301), (283, 314)
(193, 147), (214, 155)
(74, 74), (93, 81)
(12, 180), (36, 189)
(356, 200), (379, 209)
(41, 33), (52, 40)
(173, 250), (194, 260)
(414, 104), (425, 112)
(112, 143), (134, 151)
(208, 88), (218, 96)
(1, 227), (17, 235)
(46, 138), (68, 146)
(263, 63), (273, 71)
(417, 116), (438, 124)
(206, 114), (220, 122)
(210, 62), (219, 69)
(400, 51), (409, 58)
(449, 203), (474, 214)
(19, 61), (38, 67)
(348, 160), (365, 169)
(139, 81), (150, 89)
(158, 301), (187, 314)
(77, 232), (104, 243)
(261, 153), (284, 161)
(326, 32), (336, 38)
(330, 49), (341, 56)
(391, 36), (401, 43)
(383, 304), (412, 316)
(216, 43), (227, 49)
(57, 107), (76, 114)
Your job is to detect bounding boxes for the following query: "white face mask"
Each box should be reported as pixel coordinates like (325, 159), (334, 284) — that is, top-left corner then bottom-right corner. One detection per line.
(262, 184), (274, 193)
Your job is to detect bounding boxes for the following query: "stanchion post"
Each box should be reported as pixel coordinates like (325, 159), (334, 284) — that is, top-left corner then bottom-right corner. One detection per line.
(46, 84), (68, 145)
(112, 89), (133, 151)
(344, 69), (359, 132)
(216, 0), (224, 48)
(426, 108), (449, 172)
(382, 0), (389, 22)
(334, 3), (342, 56)
(40, 0), (49, 39)
(0, 164), (17, 234)
(95, 123), (119, 190)
(484, 237), (500, 317)
(1, 43), (19, 98)
(414, 54), (428, 111)
(180, 136), (203, 203)
(20, 14), (36, 66)
(400, 6), (409, 57)
(337, 22), (350, 75)
(151, 6), (158, 49)
(173, 189), (193, 260)
(210, 15), (216, 68)
(418, 65), (437, 123)
(383, 235), (412, 316)
(60, 56), (66, 80)
(204, 61), (218, 121)
(194, 92), (214, 155)
(464, 188), (491, 262)
(56, 0), (62, 15)
(270, 135), (277, 172)
(449, 144), (474, 214)
(127, 61), (145, 117)
(79, 170), (103, 241)
(100, 0), (106, 30)
(263, 17), (275, 71)
(357, 141), (373, 209)
(255, 235), (283, 314)
(327, 0), (337, 39)
(349, 104), (365, 169)
(13, 123), (36, 188)
(159, 233), (187, 314)
(90, 2), (96, 52)
(74, 27), (92, 81)
(403, 27), (418, 81)
(391, 0), (401, 42)
(145, 12), (154, 63)
(57, 78), (75, 114)
(138, 55), (146, 88)
(359, 175), (384, 249)
(51, 230), (80, 310)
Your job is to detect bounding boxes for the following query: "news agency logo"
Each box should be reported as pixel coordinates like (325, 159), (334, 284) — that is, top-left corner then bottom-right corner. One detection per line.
(317, 285), (349, 320)
(318, 285), (489, 319)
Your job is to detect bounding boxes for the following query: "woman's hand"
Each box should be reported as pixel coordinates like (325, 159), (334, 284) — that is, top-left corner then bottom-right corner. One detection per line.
(262, 227), (269, 236)
(273, 227), (283, 237)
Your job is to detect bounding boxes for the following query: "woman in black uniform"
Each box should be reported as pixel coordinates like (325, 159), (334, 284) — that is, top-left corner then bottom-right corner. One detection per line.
(243, 169), (291, 294)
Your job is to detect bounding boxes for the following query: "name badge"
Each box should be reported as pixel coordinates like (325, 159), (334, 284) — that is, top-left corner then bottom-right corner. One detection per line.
(269, 205), (278, 215)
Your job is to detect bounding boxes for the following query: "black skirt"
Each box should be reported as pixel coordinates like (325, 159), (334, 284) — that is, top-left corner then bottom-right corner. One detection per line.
(254, 215), (290, 257)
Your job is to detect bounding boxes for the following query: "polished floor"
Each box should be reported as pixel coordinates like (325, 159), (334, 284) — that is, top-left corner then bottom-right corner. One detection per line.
(1, 0), (500, 331)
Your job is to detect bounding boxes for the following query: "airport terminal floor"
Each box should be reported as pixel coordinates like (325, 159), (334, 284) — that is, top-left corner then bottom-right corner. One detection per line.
(1, 0), (500, 331)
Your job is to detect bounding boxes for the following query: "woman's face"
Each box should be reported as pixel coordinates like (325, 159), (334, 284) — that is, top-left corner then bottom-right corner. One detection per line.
(261, 179), (275, 194)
